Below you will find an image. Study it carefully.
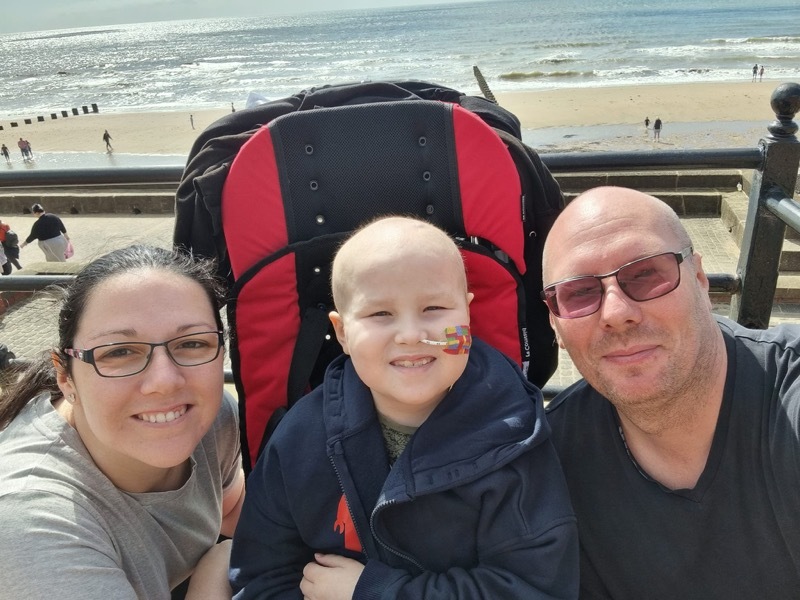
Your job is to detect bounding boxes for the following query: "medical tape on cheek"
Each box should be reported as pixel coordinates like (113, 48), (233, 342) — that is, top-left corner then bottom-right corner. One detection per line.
(420, 325), (472, 355)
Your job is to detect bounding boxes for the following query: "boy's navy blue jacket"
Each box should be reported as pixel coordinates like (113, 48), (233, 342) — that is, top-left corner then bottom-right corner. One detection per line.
(230, 338), (578, 599)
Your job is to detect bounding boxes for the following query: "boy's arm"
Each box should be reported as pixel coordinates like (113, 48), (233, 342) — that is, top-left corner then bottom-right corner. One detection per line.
(352, 444), (579, 600)
(229, 446), (312, 600)
(353, 519), (578, 600)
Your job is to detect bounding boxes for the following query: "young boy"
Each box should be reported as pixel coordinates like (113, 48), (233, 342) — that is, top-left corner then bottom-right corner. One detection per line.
(230, 216), (578, 599)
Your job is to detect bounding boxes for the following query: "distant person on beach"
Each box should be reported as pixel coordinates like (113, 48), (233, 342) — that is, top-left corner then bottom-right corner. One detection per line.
(0, 237), (11, 275)
(103, 130), (113, 152)
(190, 114), (195, 130)
(0, 219), (22, 271)
(644, 116), (650, 129)
(20, 203), (70, 262)
(0, 243), (9, 276)
(759, 65), (765, 82)
(752, 63), (758, 81)
(543, 186), (800, 598)
(17, 138), (32, 161)
(231, 102), (236, 113)
(1, 144), (9, 163)
(0, 245), (245, 599)
(653, 117), (662, 141)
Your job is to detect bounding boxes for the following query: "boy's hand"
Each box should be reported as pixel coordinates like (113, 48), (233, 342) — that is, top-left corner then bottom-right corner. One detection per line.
(300, 553), (364, 600)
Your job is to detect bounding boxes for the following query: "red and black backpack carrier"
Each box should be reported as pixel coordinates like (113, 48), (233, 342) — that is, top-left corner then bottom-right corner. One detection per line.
(174, 81), (565, 473)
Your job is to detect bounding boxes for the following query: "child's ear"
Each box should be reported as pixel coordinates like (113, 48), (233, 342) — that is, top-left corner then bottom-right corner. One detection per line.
(328, 311), (350, 355)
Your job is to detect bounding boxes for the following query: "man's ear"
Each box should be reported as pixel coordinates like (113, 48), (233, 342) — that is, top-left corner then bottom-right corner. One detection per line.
(693, 252), (710, 291)
(549, 314), (565, 349)
(329, 311), (350, 355)
(466, 292), (474, 306)
(691, 251), (713, 310)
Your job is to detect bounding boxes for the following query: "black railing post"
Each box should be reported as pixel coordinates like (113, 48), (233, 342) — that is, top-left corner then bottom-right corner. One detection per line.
(730, 83), (800, 328)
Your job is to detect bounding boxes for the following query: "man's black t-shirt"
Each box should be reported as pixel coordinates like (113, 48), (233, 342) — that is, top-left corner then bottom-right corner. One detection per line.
(547, 317), (800, 599)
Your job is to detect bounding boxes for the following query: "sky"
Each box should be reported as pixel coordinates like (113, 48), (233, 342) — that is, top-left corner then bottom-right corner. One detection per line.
(3, 0), (474, 34)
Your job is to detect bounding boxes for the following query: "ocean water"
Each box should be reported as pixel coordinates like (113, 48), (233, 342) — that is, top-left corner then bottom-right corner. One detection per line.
(1, 0), (799, 118)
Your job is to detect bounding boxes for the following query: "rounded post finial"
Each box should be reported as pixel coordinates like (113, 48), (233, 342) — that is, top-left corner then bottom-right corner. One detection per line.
(767, 82), (800, 139)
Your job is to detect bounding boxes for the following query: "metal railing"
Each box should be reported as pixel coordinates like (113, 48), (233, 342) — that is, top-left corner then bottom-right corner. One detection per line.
(1, 82), (799, 391)
(546, 84), (800, 330)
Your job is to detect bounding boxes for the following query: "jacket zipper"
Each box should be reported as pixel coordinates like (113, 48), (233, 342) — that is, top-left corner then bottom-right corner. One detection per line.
(370, 499), (425, 570)
(328, 443), (369, 560)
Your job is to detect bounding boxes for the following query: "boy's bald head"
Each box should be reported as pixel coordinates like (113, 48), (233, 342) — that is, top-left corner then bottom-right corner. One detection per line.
(332, 217), (467, 313)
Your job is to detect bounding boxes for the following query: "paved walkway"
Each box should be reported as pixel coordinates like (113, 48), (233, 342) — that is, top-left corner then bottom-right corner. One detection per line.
(1, 213), (799, 390)
(0, 213), (177, 365)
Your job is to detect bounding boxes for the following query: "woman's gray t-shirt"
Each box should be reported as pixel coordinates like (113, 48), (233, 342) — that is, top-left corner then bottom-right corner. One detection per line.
(0, 391), (240, 599)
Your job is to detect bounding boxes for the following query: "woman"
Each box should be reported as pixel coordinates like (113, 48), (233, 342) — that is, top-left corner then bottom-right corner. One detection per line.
(0, 245), (244, 599)
(20, 203), (70, 262)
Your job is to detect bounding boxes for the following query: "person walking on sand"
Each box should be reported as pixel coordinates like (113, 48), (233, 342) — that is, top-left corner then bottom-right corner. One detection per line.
(23, 140), (33, 160)
(20, 204), (69, 262)
(653, 117), (662, 141)
(1, 144), (9, 164)
(644, 116), (650, 130)
(752, 63), (758, 81)
(759, 65), (765, 82)
(103, 130), (113, 152)
(17, 138), (29, 160)
(190, 114), (195, 130)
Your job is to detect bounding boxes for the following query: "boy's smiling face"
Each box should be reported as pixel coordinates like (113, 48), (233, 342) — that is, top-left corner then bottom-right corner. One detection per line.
(330, 218), (473, 427)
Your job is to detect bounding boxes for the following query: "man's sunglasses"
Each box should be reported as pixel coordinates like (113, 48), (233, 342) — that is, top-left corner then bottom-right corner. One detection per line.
(542, 247), (693, 319)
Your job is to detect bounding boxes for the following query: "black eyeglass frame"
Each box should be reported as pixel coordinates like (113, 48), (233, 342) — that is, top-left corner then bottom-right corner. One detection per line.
(64, 330), (225, 378)
(541, 246), (694, 319)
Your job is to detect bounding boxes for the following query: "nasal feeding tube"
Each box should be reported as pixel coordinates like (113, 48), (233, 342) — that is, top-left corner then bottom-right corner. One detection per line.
(420, 325), (472, 355)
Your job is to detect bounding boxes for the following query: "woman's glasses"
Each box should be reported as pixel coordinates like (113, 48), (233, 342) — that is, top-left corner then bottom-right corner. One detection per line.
(541, 247), (693, 319)
(64, 331), (224, 378)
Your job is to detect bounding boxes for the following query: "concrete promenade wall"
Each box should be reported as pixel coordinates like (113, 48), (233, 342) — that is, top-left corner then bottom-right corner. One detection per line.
(0, 169), (749, 216)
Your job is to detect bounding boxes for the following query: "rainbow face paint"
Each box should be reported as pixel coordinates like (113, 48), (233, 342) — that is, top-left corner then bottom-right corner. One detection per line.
(420, 325), (472, 355)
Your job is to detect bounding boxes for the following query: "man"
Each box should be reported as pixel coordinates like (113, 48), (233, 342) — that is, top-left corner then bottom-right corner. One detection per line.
(543, 186), (800, 599)
(103, 130), (113, 152)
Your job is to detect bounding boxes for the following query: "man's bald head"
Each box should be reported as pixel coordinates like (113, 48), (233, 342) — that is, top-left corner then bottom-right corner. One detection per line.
(543, 186), (693, 285)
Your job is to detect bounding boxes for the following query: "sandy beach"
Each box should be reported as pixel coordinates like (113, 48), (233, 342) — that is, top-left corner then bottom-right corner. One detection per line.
(0, 80), (788, 157)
